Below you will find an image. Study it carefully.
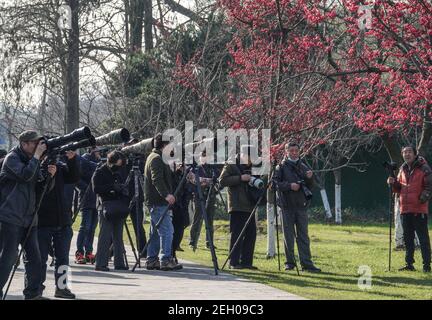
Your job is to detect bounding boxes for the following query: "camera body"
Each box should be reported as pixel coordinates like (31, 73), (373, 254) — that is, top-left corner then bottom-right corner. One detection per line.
(383, 161), (398, 178)
(249, 176), (264, 189)
(297, 180), (313, 201)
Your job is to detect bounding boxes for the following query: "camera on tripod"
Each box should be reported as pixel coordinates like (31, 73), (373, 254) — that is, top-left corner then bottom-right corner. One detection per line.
(41, 126), (94, 160)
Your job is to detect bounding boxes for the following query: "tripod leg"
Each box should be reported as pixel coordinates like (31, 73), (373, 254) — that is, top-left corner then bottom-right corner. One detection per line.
(276, 191), (300, 276)
(274, 203), (281, 271)
(194, 170), (219, 275)
(221, 196), (262, 271)
(389, 187), (393, 271)
(125, 221), (140, 268)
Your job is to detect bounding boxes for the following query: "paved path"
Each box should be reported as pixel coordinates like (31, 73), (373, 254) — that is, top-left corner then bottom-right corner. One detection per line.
(5, 236), (303, 300)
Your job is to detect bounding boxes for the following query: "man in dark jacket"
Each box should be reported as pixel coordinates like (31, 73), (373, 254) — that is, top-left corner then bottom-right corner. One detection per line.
(273, 142), (320, 273)
(388, 146), (432, 272)
(75, 147), (101, 264)
(219, 146), (259, 270)
(144, 134), (182, 271)
(189, 151), (219, 251)
(92, 150), (129, 272)
(0, 130), (47, 300)
(37, 151), (80, 299)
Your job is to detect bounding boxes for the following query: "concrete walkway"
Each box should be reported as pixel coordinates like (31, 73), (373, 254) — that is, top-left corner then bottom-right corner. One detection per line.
(5, 236), (303, 300)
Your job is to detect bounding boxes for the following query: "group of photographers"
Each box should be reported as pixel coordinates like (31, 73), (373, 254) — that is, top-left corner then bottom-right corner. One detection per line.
(0, 129), (324, 299)
(1, 126), (430, 300)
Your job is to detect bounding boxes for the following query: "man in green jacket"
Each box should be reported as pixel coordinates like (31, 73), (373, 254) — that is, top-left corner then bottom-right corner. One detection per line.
(219, 145), (259, 270)
(144, 134), (182, 271)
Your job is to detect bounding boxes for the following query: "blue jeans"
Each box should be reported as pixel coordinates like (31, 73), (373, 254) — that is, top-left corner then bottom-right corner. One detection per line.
(146, 206), (173, 262)
(0, 221), (42, 299)
(38, 225), (73, 291)
(76, 208), (98, 254)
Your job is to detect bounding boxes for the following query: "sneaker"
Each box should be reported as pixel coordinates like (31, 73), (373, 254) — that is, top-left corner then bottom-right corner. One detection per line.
(160, 258), (183, 271)
(423, 265), (431, 273)
(95, 266), (110, 272)
(399, 265), (416, 271)
(75, 251), (86, 265)
(146, 259), (161, 270)
(302, 265), (321, 273)
(176, 246), (184, 252)
(85, 252), (96, 264)
(285, 264), (296, 271)
(55, 288), (76, 299)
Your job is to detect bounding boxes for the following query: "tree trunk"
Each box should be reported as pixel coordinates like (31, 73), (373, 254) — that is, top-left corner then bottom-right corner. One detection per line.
(266, 188), (276, 257)
(65, 0), (80, 133)
(418, 103), (432, 157)
(334, 168), (342, 224)
(382, 133), (403, 166)
(143, 0), (153, 52)
(320, 188), (332, 219)
(129, 0), (144, 52)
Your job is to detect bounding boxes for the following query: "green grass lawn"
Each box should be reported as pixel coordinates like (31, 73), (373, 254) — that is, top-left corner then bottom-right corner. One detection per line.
(74, 217), (432, 300)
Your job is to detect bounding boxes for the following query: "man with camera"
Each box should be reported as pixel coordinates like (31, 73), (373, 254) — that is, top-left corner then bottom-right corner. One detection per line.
(387, 146), (432, 272)
(219, 145), (261, 270)
(189, 150), (219, 251)
(0, 130), (48, 299)
(144, 134), (182, 271)
(92, 150), (129, 272)
(75, 146), (101, 264)
(273, 142), (321, 273)
(37, 150), (80, 299)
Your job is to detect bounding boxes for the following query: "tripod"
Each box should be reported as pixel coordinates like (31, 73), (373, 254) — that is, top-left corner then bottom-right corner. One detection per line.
(2, 173), (53, 300)
(123, 157), (147, 269)
(191, 164), (219, 275)
(387, 185), (394, 271)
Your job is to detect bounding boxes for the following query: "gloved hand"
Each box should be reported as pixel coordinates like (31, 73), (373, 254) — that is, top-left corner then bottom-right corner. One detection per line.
(419, 191), (431, 204)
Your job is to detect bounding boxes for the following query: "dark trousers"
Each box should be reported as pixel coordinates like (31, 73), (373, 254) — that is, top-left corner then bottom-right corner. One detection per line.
(189, 192), (216, 247)
(281, 208), (314, 268)
(172, 206), (188, 258)
(130, 202), (147, 255)
(401, 213), (431, 266)
(0, 221), (42, 299)
(95, 214), (126, 268)
(229, 211), (256, 266)
(38, 225), (73, 291)
(76, 208), (98, 254)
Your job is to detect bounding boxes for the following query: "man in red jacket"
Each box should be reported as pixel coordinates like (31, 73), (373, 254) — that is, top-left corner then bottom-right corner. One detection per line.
(388, 146), (432, 272)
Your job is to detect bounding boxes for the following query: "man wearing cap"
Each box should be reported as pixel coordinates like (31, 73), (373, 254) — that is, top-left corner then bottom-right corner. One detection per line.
(0, 130), (49, 299)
